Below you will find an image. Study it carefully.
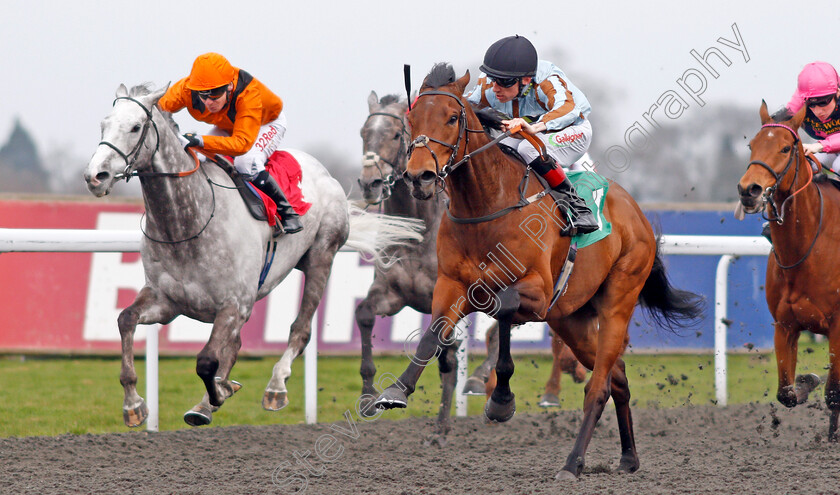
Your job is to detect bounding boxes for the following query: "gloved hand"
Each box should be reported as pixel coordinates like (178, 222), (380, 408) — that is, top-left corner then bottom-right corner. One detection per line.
(181, 133), (204, 149)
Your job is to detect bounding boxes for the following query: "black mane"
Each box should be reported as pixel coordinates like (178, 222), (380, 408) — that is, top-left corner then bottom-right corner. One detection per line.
(379, 94), (404, 106)
(422, 63), (457, 89)
(771, 106), (793, 123)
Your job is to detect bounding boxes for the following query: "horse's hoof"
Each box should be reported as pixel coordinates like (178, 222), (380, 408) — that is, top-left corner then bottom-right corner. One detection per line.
(555, 469), (578, 481)
(183, 404), (213, 427)
(617, 455), (640, 473)
(796, 373), (821, 393)
(123, 401), (149, 428)
(262, 390), (289, 411)
(462, 376), (487, 396)
(538, 393), (561, 408)
(484, 396), (516, 423)
(357, 396), (380, 418)
(423, 433), (448, 448)
(373, 388), (408, 410)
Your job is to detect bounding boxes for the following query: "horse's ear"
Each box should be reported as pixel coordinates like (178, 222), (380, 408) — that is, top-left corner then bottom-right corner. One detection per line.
(147, 83), (171, 106)
(368, 91), (379, 112)
(116, 84), (129, 98)
(759, 99), (771, 124)
(456, 70), (471, 94)
(790, 104), (808, 130)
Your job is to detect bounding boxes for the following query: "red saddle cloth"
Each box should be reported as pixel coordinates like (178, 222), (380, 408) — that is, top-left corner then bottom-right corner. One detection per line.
(252, 151), (312, 226)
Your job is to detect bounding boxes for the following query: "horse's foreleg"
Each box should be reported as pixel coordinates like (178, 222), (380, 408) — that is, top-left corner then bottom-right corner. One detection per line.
(610, 359), (639, 473)
(426, 341), (460, 447)
(484, 287), (520, 423)
(463, 321), (498, 396)
(117, 287), (175, 428)
(375, 280), (469, 410)
(264, 252), (333, 412)
(355, 288), (404, 417)
(196, 305), (246, 409)
(774, 322), (803, 408)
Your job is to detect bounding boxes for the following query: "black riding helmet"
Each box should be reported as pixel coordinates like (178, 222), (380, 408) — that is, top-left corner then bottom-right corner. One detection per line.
(479, 35), (538, 78)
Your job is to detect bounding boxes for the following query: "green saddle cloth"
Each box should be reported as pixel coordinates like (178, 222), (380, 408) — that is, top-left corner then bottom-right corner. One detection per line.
(568, 170), (612, 249)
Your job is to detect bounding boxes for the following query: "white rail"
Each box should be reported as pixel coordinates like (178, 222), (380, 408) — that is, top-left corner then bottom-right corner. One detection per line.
(0, 228), (771, 424)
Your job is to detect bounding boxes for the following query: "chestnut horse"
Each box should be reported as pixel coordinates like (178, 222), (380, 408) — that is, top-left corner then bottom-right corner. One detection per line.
(374, 64), (704, 479)
(356, 92), (586, 445)
(737, 101), (838, 441)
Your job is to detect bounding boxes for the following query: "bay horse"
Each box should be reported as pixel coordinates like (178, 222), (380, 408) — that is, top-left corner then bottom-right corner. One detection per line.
(84, 83), (422, 427)
(356, 92), (585, 444)
(373, 64), (704, 480)
(737, 101), (838, 441)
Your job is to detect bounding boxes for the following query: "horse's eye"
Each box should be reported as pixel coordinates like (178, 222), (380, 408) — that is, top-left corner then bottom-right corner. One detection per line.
(447, 115), (458, 125)
(781, 146), (791, 153)
(393, 132), (401, 140)
(131, 124), (141, 133)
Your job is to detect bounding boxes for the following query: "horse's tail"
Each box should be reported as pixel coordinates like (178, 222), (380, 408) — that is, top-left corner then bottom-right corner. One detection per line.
(638, 236), (706, 330)
(342, 202), (425, 268)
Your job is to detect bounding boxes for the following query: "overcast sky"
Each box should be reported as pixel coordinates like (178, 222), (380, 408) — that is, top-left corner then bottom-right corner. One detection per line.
(1, 1), (838, 175)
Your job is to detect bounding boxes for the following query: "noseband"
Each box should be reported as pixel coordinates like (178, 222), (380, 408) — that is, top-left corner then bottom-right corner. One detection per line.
(98, 96), (161, 181)
(359, 111), (410, 202)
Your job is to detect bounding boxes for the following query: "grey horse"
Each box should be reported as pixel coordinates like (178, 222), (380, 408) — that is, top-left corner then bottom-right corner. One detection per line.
(355, 92), (586, 444)
(84, 84), (423, 427)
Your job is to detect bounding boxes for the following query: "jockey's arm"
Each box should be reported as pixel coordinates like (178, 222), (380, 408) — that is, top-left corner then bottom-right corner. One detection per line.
(502, 118), (546, 135)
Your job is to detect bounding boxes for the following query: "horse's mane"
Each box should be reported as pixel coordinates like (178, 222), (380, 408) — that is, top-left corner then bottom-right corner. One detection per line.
(125, 83), (181, 133)
(378, 94), (405, 107)
(422, 63), (457, 89)
(771, 106), (793, 123)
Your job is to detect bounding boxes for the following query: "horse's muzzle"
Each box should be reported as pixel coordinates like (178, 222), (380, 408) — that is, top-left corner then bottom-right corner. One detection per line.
(737, 182), (764, 213)
(404, 170), (437, 200)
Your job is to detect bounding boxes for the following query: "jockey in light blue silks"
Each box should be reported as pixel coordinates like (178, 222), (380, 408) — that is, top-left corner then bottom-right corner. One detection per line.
(465, 35), (599, 235)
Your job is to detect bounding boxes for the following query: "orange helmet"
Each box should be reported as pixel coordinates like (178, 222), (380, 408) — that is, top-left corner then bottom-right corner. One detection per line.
(186, 53), (235, 91)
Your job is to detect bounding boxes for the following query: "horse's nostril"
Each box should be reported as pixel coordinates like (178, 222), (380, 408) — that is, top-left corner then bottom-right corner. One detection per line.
(748, 184), (763, 197)
(419, 171), (437, 183)
(96, 171), (110, 182)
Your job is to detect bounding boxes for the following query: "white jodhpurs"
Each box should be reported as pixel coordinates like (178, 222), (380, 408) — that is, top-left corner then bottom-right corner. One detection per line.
(208, 112), (287, 180)
(499, 119), (592, 168)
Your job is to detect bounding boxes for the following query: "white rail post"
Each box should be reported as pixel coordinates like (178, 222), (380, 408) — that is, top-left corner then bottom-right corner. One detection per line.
(455, 318), (469, 417)
(304, 312), (318, 424)
(146, 326), (159, 432)
(714, 255), (735, 407)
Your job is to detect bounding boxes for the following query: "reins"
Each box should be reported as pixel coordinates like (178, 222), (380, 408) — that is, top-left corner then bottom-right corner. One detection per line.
(99, 95), (216, 244)
(746, 122), (823, 269)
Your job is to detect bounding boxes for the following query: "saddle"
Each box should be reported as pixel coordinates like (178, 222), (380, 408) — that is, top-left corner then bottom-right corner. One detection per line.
(214, 151), (312, 226)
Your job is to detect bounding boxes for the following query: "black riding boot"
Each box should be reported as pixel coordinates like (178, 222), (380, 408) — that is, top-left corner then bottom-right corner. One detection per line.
(528, 156), (599, 236)
(252, 170), (303, 235)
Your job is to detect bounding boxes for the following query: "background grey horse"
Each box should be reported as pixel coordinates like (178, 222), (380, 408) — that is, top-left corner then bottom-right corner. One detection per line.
(84, 84), (423, 427)
(355, 92), (585, 444)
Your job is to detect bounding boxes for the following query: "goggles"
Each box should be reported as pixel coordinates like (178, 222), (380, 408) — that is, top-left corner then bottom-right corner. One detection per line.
(488, 76), (520, 88)
(807, 94), (835, 108)
(197, 85), (228, 101)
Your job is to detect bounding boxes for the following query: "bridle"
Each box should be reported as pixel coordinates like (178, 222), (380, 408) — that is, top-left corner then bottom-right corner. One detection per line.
(96, 95), (213, 244)
(745, 122), (822, 269)
(406, 90), (489, 184)
(745, 123), (816, 224)
(406, 89), (554, 225)
(359, 111), (410, 203)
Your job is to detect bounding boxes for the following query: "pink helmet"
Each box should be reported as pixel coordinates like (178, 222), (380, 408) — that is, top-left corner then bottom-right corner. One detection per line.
(797, 61), (839, 99)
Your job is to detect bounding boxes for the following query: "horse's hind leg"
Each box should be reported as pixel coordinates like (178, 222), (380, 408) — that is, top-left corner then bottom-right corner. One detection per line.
(610, 359), (639, 472)
(464, 321), (498, 395)
(426, 341), (460, 447)
(825, 326), (840, 442)
(264, 247), (337, 411)
(117, 287), (176, 427)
